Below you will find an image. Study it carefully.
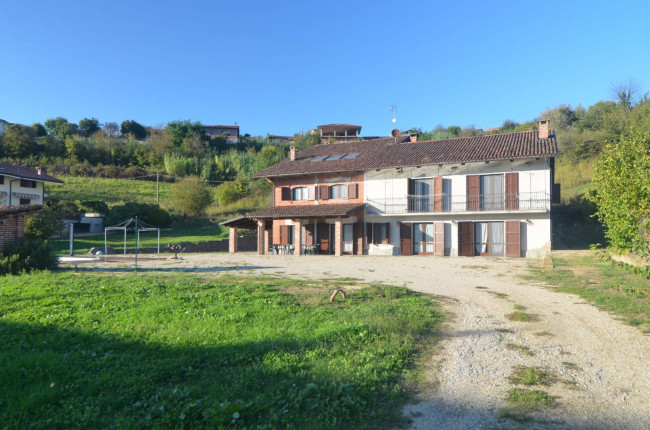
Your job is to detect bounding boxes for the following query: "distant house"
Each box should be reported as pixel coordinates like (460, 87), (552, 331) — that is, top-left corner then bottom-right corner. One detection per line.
(0, 164), (63, 206)
(204, 125), (239, 144)
(317, 124), (362, 143)
(267, 134), (295, 144)
(224, 121), (559, 258)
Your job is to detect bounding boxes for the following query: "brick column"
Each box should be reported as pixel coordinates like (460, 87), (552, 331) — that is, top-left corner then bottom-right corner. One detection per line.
(256, 220), (266, 255)
(334, 218), (343, 256)
(264, 229), (271, 252)
(228, 227), (238, 253)
(294, 220), (302, 255)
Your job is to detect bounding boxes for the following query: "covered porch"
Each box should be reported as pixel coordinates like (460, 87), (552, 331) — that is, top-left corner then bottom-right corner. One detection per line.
(226, 203), (365, 256)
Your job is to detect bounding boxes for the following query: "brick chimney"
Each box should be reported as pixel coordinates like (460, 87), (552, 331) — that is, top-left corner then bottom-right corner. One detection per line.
(290, 146), (296, 161)
(538, 120), (550, 139)
(409, 134), (418, 143)
(36, 166), (44, 175)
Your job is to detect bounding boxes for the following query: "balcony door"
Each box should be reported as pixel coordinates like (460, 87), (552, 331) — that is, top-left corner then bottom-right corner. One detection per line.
(409, 178), (432, 212)
(474, 221), (504, 256)
(480, 175), (504, 210)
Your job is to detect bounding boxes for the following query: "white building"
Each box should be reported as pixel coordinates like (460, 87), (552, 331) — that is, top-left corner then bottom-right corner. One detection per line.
(235, 120), (558, 258)
(0, 164), (63, 207)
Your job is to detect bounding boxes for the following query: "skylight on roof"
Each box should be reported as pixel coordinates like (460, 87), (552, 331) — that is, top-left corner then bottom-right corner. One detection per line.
(310, 156), (327, 162)
(342, 153), (360, 159)
(326, 155), (344, 160)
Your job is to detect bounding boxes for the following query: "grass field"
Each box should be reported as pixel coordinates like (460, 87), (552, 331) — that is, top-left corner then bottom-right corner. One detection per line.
(48, 176), (172, 206)
(0, 272), (442, 429)
(527, 253), (650, 333)
(51, 225), (230, 255)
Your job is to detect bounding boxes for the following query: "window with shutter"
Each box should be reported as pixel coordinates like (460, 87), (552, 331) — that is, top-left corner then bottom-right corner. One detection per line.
(433, 176), (443, 212)
(466, 175), (479, 211)
(505, 172), (519, 210)
(348, 183), (358, 199)
(458, 222), (474, 256)
(281, 187), (291, 201)
(505, 220), (521, 257)
(318, 185), (329, 200)
(434, 222), (444, 256)
(400, 222), (412, 256)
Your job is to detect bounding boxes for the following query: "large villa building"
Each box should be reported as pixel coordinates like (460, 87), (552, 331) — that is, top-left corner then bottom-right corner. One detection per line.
(224, 121), (559, 258)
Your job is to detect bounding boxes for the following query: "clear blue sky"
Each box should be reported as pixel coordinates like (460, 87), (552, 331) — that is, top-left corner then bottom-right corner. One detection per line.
(2, 1), (649, 137)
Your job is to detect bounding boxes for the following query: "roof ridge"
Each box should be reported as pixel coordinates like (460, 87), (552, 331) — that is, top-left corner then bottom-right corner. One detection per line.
(414, 129), (548, 144)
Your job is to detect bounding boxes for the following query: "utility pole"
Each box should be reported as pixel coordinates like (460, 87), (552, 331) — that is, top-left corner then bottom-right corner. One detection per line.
(156, 172), (159, 205)
(134, 216), (138, 273)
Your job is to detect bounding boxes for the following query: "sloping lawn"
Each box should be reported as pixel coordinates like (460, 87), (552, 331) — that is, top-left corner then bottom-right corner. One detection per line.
(0, 272), (442, 429)
(528, 253), (650, 333)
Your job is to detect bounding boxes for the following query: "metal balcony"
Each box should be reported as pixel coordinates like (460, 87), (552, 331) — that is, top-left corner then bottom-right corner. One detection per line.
(366, 192), (550, 214)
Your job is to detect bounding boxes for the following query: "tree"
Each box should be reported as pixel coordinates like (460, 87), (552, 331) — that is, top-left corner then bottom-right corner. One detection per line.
(103, 121), (119, 137)
(590, 129), (650, 255)
(44, 117), (78, 137)
(170, 176), (213, 216)
(1, 124), (37, 157)
(166, 120), (206, 147)
(292, 130), (321, 150)
(31, 122), (47, 137)
(610, 79), (645, 110)
(120, 120), (147, 140)
(78, 117), (100, 137)
(24, 208), (63, 240)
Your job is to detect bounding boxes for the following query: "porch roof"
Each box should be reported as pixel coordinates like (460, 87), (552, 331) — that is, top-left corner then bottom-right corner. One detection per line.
(247, 203), (365, 219)
(219, 216), (271, 230)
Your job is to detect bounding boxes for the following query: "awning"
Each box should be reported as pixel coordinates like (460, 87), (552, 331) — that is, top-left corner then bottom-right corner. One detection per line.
(247, 203), (365, 219)
(13, 192), (39, 199)
(219, 216), (270, 230)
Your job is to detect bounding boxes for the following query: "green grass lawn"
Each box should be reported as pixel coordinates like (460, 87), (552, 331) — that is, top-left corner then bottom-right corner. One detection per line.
(48, 176), (173, 206)
(51, 225), (230, 255)
(0, 272), (442, 429)
(527, 253), (650, 332)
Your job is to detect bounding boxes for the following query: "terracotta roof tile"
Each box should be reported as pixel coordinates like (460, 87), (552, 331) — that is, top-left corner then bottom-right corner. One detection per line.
(254, 130), (558, 179)
(0, 164), (63, 183)
(248, 203), (365, 219)
(0, 204), (43, 219)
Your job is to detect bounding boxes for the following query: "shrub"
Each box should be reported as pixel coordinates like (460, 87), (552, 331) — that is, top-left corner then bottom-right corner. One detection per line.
(170, 177), (213, 217)
(0, 238), (58, 275)
(24, 208), (63, 240)
(105, 202), (171, 227)
(215, 180), (249, 205)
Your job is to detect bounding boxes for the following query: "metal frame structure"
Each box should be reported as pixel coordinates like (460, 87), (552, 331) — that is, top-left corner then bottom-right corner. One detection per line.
(104, 218), (160, 256)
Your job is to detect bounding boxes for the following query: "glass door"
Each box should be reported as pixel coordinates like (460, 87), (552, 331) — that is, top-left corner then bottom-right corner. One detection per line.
(413, 223), (434, 255)
(343, 224), (354, 254)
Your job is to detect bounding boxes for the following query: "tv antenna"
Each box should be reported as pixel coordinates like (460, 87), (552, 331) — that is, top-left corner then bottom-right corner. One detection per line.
(388, 106), (397, 128)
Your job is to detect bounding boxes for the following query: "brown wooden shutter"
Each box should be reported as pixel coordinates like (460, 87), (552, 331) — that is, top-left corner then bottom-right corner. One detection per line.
(318, 185), (329, 200)
(279, 225), (289, 244)
(384, 222), (390, 244)
(505, 172), (519, 210)
(348, 183), (358, 199)
(434, 222), (444, 256)
(366, 222), (373, 245)
(281, 187), (291, 201)
(466, 175), (479, 211)
(318, 223), (330, 253)
(407, 179), (415, 211)
(458, 222), (474, 256)
(505, 220), (521, 257)
(304, 224), (314, 246)
(400, 222), (412, 256)
(433, 176), (443, 212)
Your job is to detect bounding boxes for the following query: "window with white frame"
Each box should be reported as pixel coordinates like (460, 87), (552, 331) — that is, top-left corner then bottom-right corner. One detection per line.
(293, 187), (308, 201)
(330, 184), (348, 199)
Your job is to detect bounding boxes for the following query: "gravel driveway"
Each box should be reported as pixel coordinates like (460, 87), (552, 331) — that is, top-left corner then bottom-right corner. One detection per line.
(74, 252), (650, 429)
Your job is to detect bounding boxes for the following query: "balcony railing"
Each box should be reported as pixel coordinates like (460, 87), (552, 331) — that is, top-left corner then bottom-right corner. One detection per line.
(367, 192), (550, 214)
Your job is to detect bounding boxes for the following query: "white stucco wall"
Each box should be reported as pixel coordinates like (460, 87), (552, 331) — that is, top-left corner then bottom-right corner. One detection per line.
(0, 178), (44, 205)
